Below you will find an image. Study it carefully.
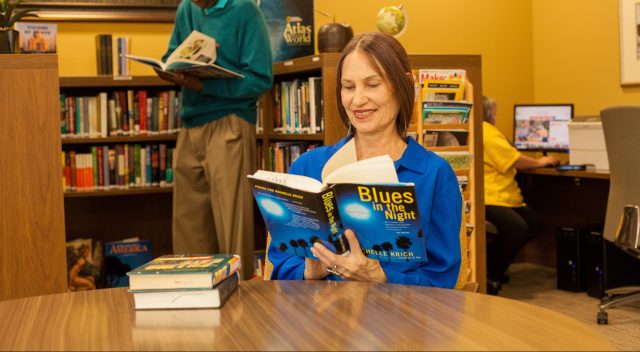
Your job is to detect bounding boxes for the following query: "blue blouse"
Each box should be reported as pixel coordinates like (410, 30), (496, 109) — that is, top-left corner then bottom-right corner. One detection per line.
(268, 136), (462, 288)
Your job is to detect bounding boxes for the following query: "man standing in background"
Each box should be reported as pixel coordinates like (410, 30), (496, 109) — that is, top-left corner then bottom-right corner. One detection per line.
(156, 0), (273, 279)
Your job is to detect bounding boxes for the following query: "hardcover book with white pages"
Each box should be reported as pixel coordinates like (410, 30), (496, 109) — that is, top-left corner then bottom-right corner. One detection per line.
(126, 30), (244, 79)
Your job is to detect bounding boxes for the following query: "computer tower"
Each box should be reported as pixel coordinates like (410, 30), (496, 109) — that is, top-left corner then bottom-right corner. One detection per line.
(582, 228), (640, 298)
(556, 226), (587, 292)
(583, 229), (605, 298)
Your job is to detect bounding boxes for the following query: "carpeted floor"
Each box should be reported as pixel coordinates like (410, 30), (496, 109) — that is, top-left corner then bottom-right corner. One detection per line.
(499, 263), (640, 351)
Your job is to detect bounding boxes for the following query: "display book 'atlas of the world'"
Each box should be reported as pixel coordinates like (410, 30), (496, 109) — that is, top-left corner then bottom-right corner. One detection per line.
(248, 140), (426, 263)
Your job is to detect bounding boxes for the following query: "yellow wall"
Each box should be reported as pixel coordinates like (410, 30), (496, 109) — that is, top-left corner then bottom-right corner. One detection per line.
(532, 0), (640, 117)
(58, 22), (173, 76)
(56, 0), (639, 138)
(315, 0), (534, 136)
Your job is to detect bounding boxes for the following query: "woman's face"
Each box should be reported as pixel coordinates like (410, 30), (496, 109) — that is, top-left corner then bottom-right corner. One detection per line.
(340, 51), (399, 137)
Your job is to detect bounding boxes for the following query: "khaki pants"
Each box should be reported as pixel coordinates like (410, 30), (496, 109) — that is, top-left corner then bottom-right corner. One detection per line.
(172, 114), (256, 280)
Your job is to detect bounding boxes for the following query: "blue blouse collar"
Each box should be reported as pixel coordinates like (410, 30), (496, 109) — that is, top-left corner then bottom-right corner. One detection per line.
(332, 135), (429, 174)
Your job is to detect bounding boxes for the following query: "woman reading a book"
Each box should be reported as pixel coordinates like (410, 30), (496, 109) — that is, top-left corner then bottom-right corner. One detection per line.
(268, 32), (463, 288)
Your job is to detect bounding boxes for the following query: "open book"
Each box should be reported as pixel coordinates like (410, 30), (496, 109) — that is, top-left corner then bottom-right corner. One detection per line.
(126, 30), (244, 79)
(248, 155), (427, 263)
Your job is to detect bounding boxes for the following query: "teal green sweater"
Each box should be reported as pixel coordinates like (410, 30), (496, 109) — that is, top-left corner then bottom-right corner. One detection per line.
(163, 0), (273, 127)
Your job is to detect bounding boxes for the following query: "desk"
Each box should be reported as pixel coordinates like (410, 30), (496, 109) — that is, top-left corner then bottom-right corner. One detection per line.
(0, 280), (612, 350)
(517, 169), (610, 268)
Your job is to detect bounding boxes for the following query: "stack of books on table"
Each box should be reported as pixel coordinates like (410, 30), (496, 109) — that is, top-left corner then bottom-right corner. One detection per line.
(127, 254), (241, 310)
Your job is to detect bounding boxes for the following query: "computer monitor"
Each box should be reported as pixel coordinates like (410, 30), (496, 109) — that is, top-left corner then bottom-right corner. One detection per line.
(513, 104), (573, 152)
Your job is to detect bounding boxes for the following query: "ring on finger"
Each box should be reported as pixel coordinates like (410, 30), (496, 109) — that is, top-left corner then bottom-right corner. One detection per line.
(326, 265), (341, 277)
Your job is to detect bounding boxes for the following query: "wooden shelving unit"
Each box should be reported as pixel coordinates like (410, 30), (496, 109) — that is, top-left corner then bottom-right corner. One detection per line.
(1, 55), (67, 300)
(60, 75), (178, 258)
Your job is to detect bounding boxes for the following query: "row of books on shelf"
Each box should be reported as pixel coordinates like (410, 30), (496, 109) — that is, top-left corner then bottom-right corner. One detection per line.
(62, 143), (174, 192)
(261, 141), (321, 173)
(60, 90), (182, 138)
(272, 77), (323, 134)
(95, 34), (132, 76)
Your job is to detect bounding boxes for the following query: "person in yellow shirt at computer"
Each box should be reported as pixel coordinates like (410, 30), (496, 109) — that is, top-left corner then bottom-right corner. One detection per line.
(482, 96), (558, 295)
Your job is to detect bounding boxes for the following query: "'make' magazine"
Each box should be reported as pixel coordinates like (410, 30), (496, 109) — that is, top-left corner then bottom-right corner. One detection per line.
(248, 150), (426, 264)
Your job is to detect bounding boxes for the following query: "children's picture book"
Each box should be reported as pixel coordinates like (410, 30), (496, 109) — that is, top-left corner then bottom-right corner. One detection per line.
(126, 30), (244, 79)
(15, 22), (57, 54)
(127, 254), (241, 290)
(104, 238), (152, 288)
(423, 129), (469, 147)
(259, 0), (314, 62)
(66, 238), (102, 291)
(131, 272), (239, 310)
(248, 155), (427, 263)
(422, 100), (472, 124)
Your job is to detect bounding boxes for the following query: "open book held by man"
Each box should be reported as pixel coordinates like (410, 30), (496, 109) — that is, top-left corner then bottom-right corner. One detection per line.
(248, 140), (427, 264)
(126, 30), (244, 80)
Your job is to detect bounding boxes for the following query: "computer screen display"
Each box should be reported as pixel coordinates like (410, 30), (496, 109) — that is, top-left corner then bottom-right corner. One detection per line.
(513, 104), (573, 152)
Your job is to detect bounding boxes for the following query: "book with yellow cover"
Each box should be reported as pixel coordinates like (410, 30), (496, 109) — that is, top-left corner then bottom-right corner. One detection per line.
(127, 254), (241, 291)
(419, 69), (466, 101)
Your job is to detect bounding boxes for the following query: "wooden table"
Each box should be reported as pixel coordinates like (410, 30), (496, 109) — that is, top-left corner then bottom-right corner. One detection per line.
(0, 280), (613, 351)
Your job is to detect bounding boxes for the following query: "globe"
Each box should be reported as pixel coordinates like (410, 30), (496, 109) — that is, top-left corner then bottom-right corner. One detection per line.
(376, 6), (407, 37)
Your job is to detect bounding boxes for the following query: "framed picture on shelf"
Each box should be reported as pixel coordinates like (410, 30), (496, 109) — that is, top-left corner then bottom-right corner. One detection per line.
(19, 0), (179, 22)
(619, 0), (640, 85)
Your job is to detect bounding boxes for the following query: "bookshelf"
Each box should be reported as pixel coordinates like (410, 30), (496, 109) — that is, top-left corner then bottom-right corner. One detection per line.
(0, 55), (67, 300)
(60, 75), (178, 258)
(259, 54), (485, 290)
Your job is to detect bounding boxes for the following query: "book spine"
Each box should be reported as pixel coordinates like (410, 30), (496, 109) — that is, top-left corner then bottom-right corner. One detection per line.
(215, 272), (239, 308)
(99, 92), (108, 138)
(61, 152), (66, 191)
(108, 147), (116, 188)
(95, 34), (103, 75)
(151, 144), (159, 186)
(159, 143), (166, 187)
(117, 144), (125, 188)
(165, 147), (174, 184)
(118, 91), (129, 135)
(63, 152), (71, 192)
(102, 145), (110, 188)
(321, 189), (349, 255)
(105, 34), (113, 76)
(212, 255), (242, 287)
(167, 90), (175, 132)
(69, 150), (77, 191)
(140, 145), (146, 187)
(94, 146), (104, 190)
(127, 90), (135, 135)
(138, 90), (147, 135)
(66, 96), (74, 136)
(134, 144), (142, 187)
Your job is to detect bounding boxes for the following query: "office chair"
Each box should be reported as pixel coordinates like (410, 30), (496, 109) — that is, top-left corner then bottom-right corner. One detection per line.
(596, 106), (640, 324)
